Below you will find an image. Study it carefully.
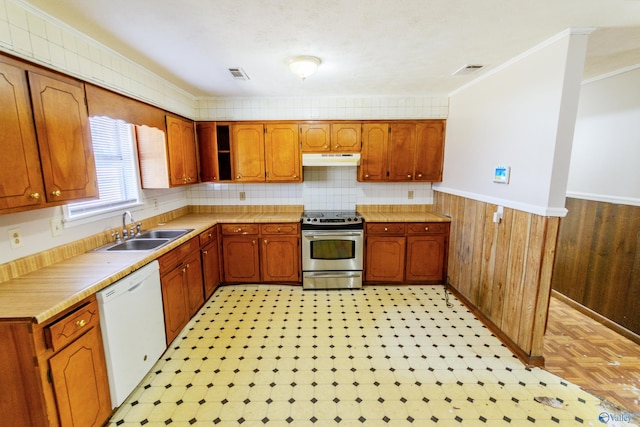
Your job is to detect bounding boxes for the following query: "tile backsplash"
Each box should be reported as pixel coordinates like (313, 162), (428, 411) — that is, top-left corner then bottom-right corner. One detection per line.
(188, 166), (433, 211)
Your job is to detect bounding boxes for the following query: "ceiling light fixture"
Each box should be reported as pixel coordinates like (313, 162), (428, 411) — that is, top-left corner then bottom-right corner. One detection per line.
(288, 56), (321, 80)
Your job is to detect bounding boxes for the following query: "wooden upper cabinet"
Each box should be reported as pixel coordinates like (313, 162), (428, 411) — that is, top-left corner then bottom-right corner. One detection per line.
(415, 120), (445, 182)
(232, 123), (265, 182)
(359, 123), (389, 181)
(28, 70), (98, 203)
(388, 123), (417, 181)
(0, 61), (45, 211)
(166, 115), (198, 186)
(300, 123), (330, 152)
(265, 123), (301, 182)
(331, 123), (361, 151)
(197, 122), (219, 182)
(359, 120), (445, 182)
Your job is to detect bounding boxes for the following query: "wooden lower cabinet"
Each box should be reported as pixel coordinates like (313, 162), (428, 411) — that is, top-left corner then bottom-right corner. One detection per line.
(261, 236), (300, 282)
(365, 222), (449, 283)
(222, 236), (261, 282)
(365, 236), (406, 282)
(48, 326), (112, 427)
(159, 238), (204, 345)
(405, 235), (448, 281)
(0, 298), (111, 427)
(199, 226), (221, 300)
(221, 223), (300, 284)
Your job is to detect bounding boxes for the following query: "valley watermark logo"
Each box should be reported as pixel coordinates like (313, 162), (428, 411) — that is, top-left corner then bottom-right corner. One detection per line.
(598, 411), (639, 424)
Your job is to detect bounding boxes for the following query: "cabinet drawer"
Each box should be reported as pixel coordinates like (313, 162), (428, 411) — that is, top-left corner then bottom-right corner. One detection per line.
(406, 222), (449, 235)
(260, 223), (300, 235)
(45, 300), (99, 352)
(221, 224), (259, 235)
(366, 223), (406, 235)
(198, 226), (218, 246)
(159, 237), (199, 275)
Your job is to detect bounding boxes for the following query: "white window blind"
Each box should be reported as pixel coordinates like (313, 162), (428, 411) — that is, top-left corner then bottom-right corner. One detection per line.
(66, 116), (140, 219)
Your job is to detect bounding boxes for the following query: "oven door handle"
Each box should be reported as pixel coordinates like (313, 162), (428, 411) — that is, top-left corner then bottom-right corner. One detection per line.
(304, 231), (362, 238)
(304, 272), (362, 278)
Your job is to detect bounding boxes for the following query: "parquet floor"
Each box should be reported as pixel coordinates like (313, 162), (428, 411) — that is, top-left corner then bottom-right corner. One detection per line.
(543, 296), (640, 412)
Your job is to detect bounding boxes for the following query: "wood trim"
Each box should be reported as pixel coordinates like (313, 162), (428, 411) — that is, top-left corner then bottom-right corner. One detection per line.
(85, 83), (166, 129)
(552, 290), (640, 346)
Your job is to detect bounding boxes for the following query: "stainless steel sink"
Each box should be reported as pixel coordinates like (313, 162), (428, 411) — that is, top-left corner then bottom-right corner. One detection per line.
(136, 229), (192, 239)
(104, 238), (170, 252)
(94, 228), (194, 252)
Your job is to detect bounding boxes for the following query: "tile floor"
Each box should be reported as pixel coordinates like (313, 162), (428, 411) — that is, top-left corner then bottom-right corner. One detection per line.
(108, 285), (636, 426)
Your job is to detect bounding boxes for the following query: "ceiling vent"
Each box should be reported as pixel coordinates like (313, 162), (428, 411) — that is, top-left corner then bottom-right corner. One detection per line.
(228, 67), (250, 80)
(452, 64), (484, 76)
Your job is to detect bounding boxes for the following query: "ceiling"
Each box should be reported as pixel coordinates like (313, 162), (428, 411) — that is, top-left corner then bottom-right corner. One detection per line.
(24, 0), (640, 98)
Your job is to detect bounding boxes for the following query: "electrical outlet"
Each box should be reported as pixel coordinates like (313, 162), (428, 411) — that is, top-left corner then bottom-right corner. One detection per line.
(408, 190), (414, 200)
(8, 228), (23, 249)
(50, 218), (64, 237)
(239, 191), (246, 201)
(153, 199), (158, 210)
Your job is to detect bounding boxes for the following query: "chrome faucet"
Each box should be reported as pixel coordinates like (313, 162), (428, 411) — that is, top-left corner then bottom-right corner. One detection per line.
(122, 211), (135, 239)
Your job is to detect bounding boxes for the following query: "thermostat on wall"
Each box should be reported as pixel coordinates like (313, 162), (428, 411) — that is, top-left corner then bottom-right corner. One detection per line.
(494, 166), (510, 184)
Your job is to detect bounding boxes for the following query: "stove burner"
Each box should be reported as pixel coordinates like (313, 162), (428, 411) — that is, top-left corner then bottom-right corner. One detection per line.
(301, 210), (364, 229)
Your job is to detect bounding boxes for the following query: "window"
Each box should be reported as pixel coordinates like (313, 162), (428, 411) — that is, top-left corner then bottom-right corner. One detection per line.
(65, 116), (141, 220)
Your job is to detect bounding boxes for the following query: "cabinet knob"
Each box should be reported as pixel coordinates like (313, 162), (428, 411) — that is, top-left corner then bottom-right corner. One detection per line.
(384, 227), (388, 232)
(365, 174), (369, 178)
(335, 145), (340, 149)
(76, 319), (86, 328)
(263, 239), (268, 244)
(203, 250), (208, 255)
(51, 190), (61, 197)
(323, 145), (329, 149)
(407, 174), (412, 179)
(425, 226), (429, 231)
(235, 228), (242, 233)
(293, 175), (298, 179)
(29, 192), (40, 200)
(236, 175), (241, 179)
(417, 173), (423, 178)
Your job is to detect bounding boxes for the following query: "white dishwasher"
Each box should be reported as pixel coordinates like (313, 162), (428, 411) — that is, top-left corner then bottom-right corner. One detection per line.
(97, 260), (166, 408)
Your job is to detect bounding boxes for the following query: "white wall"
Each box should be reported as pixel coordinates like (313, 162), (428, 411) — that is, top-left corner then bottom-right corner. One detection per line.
(435, 29), (590, 216)
(189, 167), (433, 211)
(567, 66), (640, 206)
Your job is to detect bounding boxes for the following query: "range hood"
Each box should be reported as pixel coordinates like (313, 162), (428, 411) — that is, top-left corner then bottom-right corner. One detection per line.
(302, 153), (360, 167)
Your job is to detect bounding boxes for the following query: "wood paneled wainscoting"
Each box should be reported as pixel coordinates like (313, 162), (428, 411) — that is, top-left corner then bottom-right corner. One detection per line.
(552, 197), (640, 339)
(433, 192), (560, 365)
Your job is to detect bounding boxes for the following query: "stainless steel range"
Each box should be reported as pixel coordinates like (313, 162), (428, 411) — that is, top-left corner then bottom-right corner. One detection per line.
(301, 211), (364, 290)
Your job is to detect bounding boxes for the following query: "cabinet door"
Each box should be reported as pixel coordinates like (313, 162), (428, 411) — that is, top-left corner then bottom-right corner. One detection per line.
(405, 235), (447, 282)
(48, 326), (111, 427)
(300, 123), (330, 152)
(365, 236), (405, 282)
(185, 252), (204, 317)
(359, 123), (388, 181)
(202, 240), (220, 299)
(182, 119), (198, 184)
(415, 121), (445, 182)
(222, 236), (260, 282)
(197, 122), (219, 182)
(331, 123), (361, 151)
(166, 116), (197, 186)
(0, 61), (44, 211)
(265, 123), (301, 182)
(261, 236), (300, 282)
(232, 124), (265, 182)
(161, 266), (189, 345)
(28, 71), (98, 203)
(388, 123), (416, 181)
